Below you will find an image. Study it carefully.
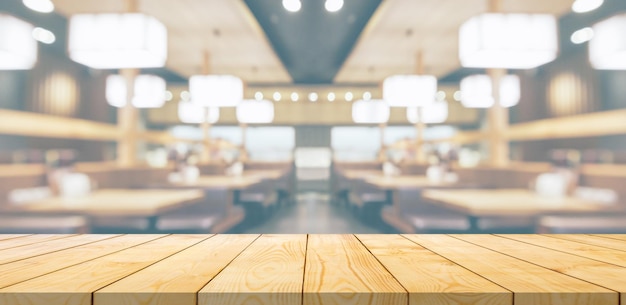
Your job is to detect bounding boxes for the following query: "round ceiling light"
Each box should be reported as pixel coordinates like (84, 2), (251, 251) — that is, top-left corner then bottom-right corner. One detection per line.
(283, 0), (301, 12)
(22, 0), (54, 13)
(325, 0), (344, 12)
(572, 0), (604, 13)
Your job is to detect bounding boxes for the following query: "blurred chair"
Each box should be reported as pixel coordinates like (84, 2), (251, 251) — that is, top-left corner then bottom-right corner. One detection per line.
(537, 215), (626, 233)
(156, 188), (234, 233)
(237, 180), (278, 226)
(348, 179), (387, 226)
(4, 187), (89, 233)
(0, 215), (88, 234)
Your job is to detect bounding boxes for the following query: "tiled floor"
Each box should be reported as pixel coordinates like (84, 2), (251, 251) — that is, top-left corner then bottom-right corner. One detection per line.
(244, 192), (381, 234)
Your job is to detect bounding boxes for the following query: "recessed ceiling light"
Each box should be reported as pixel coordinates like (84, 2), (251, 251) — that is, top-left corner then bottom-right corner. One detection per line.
(165, 91), (173, 101)
(32, 27), (55, 44)
(453, 91), (462, 102)
(572, 0), (604, 13)
(436, 91), (446, 101)
(308, 92), (318, 102)
(254, 91), (263, 100)
(363, 91), (372, 100)
(345, 92), (353, 102)
(180, 91), (190, 101)
(327, 92), (336, 102)
(22, 0), (54, 13)
(325, 0), (344, 12)
(273, 92), (281, 102)
(291, 92), (299, 102)
(571, 27), (594, 44)
(283, 0), (301, 12)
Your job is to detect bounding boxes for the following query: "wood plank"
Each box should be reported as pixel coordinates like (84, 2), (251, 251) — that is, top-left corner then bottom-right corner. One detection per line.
(547, 234), (626, 252)
(0, 235), (32, 242)
(0, 234), (118, 265)
(404, 234), (615, 305)
(454, 234), (626, 305)
(591, 234), (626, 242)
(199, 234), (306, 305)
(506, 108), (626, 141)
(499, 235), (626, 268)
(0, 234), (74, 251)
(95, 234), (257, 305)
(0, 235), (166, 289)
(356, 234), (511, 305)
(303, 234), (407, 305)
(0, 235), (209, 305)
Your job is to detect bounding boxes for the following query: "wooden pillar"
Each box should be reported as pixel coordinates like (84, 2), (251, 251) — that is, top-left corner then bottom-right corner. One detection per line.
(414, 51), (427, 164)
(414, 108), (426, 163)
(378, 123), (387, 162)
(239, 123), (248, 162)
(116, 68), (139, 167)
(200, 50), (213, 164)
(488, 68), (509, 167)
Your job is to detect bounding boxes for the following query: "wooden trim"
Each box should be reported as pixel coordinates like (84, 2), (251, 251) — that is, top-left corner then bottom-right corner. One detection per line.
(0, 109), (190, 145)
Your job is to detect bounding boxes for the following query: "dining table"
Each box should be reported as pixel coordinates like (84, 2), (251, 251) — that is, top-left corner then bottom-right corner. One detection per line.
(2, 189), (205, 231)
(421, 188), (624, 230)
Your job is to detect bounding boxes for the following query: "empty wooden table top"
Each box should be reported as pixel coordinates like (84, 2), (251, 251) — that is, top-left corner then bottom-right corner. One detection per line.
(422, 188), (623, 217)
(4, 189), (204, 217)
(1, 234), (625, 305)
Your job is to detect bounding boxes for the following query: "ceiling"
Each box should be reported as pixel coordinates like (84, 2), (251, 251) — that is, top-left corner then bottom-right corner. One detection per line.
(44, 0), (609, 85)
(244, 0), (382, 84)
(334, 0), (575, 84)
(52, 0), (292, 84)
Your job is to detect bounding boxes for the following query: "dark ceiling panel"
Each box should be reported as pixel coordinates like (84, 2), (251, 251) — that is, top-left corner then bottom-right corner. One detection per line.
(244, 0), (382, 84)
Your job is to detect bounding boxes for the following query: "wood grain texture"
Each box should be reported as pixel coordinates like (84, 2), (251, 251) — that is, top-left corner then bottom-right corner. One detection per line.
(549, 234), (626, 252)
(404, 234), (616, 305)
(591, 234), (626, 242)
(303, 234), (407, 305)
(0, 235), (166, 289)
(96, 234), (258, 305)
(0, 234), (117, 265)
(454, 234), (626, 304)
(0, 234), (74, 250)
(0, 235), (32, 242)
(421, 189), (617, 216)
(356, 234), (511, 305)
(9, 189), (204, 217)
(0, 235), (208, 305)
(499, 234), (626, 268)
(199, 234), (306, 305)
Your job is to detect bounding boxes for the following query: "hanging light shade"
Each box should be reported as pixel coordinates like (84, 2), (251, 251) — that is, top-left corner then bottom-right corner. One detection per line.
(68, 13), (167, 69)
(236, 100), (274, 124)
(589, 14), (626, 70)
(178, 102), (220, 124)
(460, 74), (521, 108)
(189, 75), (243, 107)
(0, 14), (37, 70)
(459, 13), (558, 69)
(406, 101), (449, 124)
(352, 99), (390, 124)
(106, 74), (166, 108)
(383, 75), (437, 107)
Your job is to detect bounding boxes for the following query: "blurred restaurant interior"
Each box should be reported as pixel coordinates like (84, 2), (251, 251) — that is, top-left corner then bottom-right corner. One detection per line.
(0, 0), (626, 235)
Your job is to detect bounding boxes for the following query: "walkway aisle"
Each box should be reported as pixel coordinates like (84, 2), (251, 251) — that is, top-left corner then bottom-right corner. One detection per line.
(244, 192), (381, 234)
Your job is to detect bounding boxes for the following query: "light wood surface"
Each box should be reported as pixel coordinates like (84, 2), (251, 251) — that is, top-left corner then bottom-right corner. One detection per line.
(303, 234), (407, 305)
(1, 234), (625, 305)
(0, 234), (71, 250)
(6, 189), (204, 217)
(160, 176), (262, 190)
(421, 189), (621, 217)
(200, 234), (306, 305)
(365, 175), (462, 190)
(340, 169), (383, 180)
(242, 169), (287, 180)
(404, 234), (616, 305)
